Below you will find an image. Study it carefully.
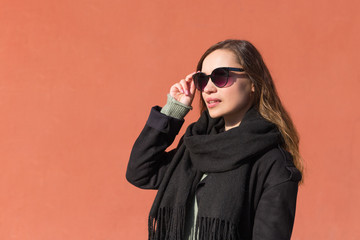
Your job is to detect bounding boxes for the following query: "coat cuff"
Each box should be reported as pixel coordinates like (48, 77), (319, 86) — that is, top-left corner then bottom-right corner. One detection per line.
(146, 106), (185, 136)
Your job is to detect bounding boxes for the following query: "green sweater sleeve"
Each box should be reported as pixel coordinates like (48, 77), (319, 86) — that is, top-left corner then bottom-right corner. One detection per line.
(160, 94), (192, 119)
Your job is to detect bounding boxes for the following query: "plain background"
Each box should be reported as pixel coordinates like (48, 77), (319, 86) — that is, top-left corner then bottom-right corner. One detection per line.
(1, 0), (359, 239)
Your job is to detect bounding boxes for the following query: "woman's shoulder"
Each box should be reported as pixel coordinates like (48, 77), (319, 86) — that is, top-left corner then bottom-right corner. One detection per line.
(254, 146), (302, 188)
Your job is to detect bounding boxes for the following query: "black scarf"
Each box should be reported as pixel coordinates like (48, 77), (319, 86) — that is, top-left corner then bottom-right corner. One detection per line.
(148, 107), (282, 240)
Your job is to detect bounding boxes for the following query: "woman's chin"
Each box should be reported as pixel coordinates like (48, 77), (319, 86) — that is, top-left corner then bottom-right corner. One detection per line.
(207, 109), (223, 119)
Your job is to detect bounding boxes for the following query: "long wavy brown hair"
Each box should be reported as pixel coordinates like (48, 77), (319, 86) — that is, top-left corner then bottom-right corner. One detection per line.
(196, 39), (304, 180)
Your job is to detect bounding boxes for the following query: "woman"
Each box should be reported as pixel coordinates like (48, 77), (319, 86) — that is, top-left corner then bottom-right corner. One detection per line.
(126, 39), (303, 240)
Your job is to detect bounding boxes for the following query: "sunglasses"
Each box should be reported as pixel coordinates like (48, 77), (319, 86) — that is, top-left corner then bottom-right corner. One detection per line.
(192, 67), (245, 91)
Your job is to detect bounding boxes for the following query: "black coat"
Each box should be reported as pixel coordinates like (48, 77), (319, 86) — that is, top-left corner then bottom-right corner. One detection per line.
(127, 106), (301, 240)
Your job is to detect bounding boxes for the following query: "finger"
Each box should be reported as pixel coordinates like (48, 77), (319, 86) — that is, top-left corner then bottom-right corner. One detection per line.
(175, 82), (184, 94)
(170, 82), (184, 95)
(189, 79), (196, 95)
(185, 71), (198, 82)
(179, 79), (189, 96)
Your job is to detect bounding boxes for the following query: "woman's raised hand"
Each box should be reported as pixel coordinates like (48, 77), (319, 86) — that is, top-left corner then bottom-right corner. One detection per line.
(169, 72), (197, 106)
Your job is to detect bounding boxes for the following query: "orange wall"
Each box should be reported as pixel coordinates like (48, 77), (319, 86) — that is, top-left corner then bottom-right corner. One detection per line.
(1, 0), (359, 239)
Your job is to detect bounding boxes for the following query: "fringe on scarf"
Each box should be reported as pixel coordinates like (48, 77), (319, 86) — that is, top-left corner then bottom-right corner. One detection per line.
(149, 207), (238, 240)
(149, 206), (186, 240)
(195, 216), (238, 240)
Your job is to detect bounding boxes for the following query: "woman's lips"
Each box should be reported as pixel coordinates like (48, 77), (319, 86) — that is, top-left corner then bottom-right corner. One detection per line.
(206, 98), (221, 108)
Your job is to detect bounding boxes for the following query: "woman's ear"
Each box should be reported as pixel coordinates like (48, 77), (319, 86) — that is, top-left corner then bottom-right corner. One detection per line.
(251, 83), (255, 93)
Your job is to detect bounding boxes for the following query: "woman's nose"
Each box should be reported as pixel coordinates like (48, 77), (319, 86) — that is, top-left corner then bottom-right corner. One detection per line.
(202, 79), (217, 94)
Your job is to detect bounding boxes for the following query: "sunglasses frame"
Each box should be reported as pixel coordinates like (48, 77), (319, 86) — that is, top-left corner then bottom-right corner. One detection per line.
(193, 67), (245, 91)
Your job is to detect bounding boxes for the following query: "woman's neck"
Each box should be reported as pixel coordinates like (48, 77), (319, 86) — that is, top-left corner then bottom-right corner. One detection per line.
(224, 117), (243, 131)
(224, 105), (252, 131)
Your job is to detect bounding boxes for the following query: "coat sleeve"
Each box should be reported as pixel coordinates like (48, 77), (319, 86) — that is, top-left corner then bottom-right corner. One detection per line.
(126, 106), (185, 190)
(252, 180), (299, 240)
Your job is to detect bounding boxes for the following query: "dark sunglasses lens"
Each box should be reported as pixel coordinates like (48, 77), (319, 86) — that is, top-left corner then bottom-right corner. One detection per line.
(212, 68), (228, 87)
(193, 73), (208, 91)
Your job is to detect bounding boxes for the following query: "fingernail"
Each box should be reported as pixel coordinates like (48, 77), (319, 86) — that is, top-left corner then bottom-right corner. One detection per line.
(185, 90), (189, 95)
